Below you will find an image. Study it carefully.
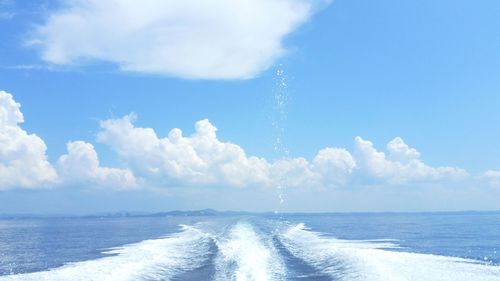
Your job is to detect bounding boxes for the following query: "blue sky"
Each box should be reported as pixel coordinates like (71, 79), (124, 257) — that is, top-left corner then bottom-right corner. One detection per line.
(1, 0), (500, 213)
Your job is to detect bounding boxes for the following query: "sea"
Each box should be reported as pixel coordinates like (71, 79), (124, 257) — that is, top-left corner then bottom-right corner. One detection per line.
(0, 212), (499, 281)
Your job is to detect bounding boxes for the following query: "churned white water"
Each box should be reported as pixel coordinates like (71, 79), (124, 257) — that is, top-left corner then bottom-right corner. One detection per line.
(2, 219), (500, 281)
(214, 222), (286, 281)
(0, 225), (212, 281)
(280, 223), (500, 281)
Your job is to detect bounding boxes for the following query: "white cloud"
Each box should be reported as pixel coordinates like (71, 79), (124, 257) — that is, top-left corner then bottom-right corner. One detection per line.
(312, 147), (356, 185)
(97, 114), (470, 190)
(483, 170), (500, 188)
(386, 136), (420, 163)
(97, 115), (363, 189)
(0, 91), (135, 190)
(31, 0), (326, 79)
(0, 91), (478, 192)
(354, 136), (467, 184)
(271, 157), (320, 188)
(97, 115), (271, 188)
(57, 141), (137, 189)
(0, 91), (57, 189)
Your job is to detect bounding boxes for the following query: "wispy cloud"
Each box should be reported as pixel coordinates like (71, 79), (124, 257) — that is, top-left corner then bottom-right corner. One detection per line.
(0, 64), (55, 70)
(0, 11), (15, 20)
(0, 0), (16, 20)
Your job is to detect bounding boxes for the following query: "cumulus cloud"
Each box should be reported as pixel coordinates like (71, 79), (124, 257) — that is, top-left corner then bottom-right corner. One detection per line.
(0, 91), (57, 189)
(386, 137), (420, 163)
(96, 114), (469, 189)
(97, 115), (272, 187)
(312, 148), (356, 185)
(271, 157), (320, 188)
(57, 141), (137, 189)
(30, 0), (326, 79)
(354, 136), (467, 184)
(97, 114), (357, 188)
(0, 91), (478, 191)
(0, 91), (135, 190)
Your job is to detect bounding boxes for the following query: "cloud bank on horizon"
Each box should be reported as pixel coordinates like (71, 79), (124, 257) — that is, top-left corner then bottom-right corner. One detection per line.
(29, 0), (328, 79)
(3, 90), (496, 192)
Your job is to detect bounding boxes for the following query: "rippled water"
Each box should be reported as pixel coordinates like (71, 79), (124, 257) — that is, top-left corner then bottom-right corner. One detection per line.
(0, 212), (499, 280)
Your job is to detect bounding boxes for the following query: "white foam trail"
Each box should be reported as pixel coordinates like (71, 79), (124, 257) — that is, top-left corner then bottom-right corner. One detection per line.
(281, 223), (500, 281)
(0, 225), (212, 281)
(214, 222), (286, 281)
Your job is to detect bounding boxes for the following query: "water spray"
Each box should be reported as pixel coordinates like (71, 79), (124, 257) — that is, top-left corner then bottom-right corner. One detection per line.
(272, 65), (290, 213)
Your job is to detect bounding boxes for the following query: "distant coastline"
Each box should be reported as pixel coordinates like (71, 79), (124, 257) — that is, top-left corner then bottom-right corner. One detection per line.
(1, 209), (499, 219)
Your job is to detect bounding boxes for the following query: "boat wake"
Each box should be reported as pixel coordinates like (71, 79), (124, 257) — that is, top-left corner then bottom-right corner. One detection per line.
(0, 225), (212, 281)
(1, 221), (499, 281)
(279, 223), (500, 281)
(214, 222), (285, 281)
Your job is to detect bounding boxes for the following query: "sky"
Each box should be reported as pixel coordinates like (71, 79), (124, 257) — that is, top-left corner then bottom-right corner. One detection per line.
(1, 0), (500, 214)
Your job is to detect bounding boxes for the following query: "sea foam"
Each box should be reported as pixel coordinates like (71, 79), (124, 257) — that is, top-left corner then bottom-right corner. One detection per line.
(0, 225), (212, 281)
(214, 222), (286, 281)
(280, 223), (500, 281)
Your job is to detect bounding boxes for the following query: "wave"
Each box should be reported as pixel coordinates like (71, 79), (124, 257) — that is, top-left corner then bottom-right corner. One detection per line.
(213, 222), (286, 281)
(0, 225), (212, 281)
(280, 223), (500, 281)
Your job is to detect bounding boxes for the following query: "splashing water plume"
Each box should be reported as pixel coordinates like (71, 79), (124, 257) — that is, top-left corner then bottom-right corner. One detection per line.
(272, 66), (290, 209)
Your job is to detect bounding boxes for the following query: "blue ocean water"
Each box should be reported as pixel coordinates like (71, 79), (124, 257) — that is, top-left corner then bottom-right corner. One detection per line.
(0, 212), (499, 280)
